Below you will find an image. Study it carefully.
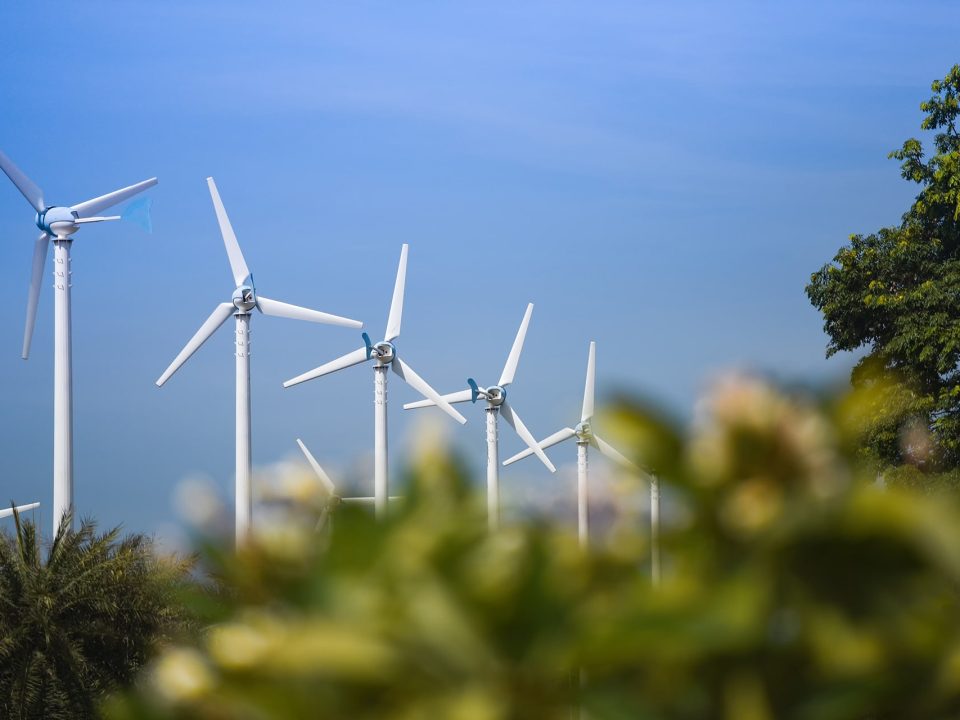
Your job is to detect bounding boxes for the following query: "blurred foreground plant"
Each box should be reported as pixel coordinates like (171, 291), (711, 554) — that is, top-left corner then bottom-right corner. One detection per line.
(109, 377), (960, 719)
(0, 513), (194, 719)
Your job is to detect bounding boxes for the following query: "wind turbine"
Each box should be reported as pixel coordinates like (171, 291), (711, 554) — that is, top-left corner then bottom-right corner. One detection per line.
(503, 342), (644, 550)
(0, 149), (156, 534)
(403, 303), (556, 529)
(156, 177), (363, 545)
(0, 502), (40, 520)
(296, 439), (400, 530)
(284, 244), (467, 519)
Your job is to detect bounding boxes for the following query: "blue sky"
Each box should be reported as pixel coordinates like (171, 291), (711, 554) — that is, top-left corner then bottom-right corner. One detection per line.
(0, 0), (958, 539)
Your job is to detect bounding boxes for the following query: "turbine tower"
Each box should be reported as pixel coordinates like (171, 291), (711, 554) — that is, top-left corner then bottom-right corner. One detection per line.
(503, 342), (640, 549)
(156, 178), (363, 545)
(0, 150), (156, 534)
(296, 439), (400, 530)
(403, 303), (556, 529)
(0, 502), (40, 520)
(284, 244), (467, 519)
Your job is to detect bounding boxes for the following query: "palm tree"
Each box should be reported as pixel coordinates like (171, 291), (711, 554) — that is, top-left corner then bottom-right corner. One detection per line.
(0, 509), (192, 719)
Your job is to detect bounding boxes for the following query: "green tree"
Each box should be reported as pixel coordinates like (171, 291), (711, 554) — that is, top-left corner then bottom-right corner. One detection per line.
(807, 64), (960, 470)
(0, 512), (193, 720)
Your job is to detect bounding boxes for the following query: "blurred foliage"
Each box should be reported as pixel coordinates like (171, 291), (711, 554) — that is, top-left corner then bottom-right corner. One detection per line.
(806, 64), (960, 469)
(0, 513), (195, 719)
(105, 376), (960, 719)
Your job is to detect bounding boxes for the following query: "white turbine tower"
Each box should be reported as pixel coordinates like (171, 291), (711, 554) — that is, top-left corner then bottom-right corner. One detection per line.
(503, 342), (646, 551)
(0, 149), (156, 534)
(0, 502), (40, 520)
(156, 177), (363, 545)
(403, 303), (556, 529)
(296, 439), (400, 530)
(284, 244), (467, 519)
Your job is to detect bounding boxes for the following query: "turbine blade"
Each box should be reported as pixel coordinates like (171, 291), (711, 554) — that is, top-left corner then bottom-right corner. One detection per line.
(258, 296), (362, 329)
(296, 439), (337, 496)
(156, 302), (234, 386)
(581, 341), (596, 422)
(283, 346), (370, 388)
(72, 216), (121, 224)
(499, 400), (556, 472)
(499, 302), (533, 387)
(22, 233), (49, 359)
(206, 177), (250, 286)
(391, 357), (466, 424)
(70, 177), (157, 218)
(0, 149), (44, 212)
(0, 502), (40, 519)
(342, 496), (400, 503)
(315, 505), (333, 533)
(403, 388), (474, 410)
(384, 244), (408, 342)
(502, 427), (576, 466)
(593, 434), (638, 471)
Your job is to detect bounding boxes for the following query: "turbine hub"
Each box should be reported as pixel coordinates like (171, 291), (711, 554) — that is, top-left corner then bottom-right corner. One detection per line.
(35, 206), (78, 237)
(373, 341), (395, 363)
(485, 385), (506, 406)
(575, 421), (592, 440)
(232, 285), (257, 313)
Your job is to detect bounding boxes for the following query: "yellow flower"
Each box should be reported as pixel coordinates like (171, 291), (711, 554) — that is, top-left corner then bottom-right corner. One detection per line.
(208, 618), (276, 670)
(150, 648), (214, 704)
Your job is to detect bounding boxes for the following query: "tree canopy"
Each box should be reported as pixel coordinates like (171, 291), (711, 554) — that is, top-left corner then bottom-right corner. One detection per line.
(0, 513), (193, 720)
(807, 64), (960, 470)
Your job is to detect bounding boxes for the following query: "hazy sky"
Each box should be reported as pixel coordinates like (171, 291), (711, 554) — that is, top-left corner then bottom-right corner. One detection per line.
(1, 0), (957, 540)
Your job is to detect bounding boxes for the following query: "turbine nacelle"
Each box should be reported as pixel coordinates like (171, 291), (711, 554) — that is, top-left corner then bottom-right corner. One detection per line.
(35, 206), (79, 237)
(466, 379), (507, 406)
(372, 340), (396, 363)
(232, 280), (257, 313)
(483, 384), (507, 407)
(363, 332), (396, 364)
(575, 420), (593, 440)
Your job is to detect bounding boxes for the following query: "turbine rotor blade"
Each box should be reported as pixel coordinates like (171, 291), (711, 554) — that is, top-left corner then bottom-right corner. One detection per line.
(0, 149), (44, 212)
(499, 302), (533, 387)
(593, 434), (639, 471)
(581, 341), (596, 422)
(258, 296), (362, 329)
(70, 177), (157, 218)
(502, 427), (576, 466)
(73, 216), (121, 224)
(403, 388), (474, 410)
(283, 346), (370, 388)
(499, 400), (556, 472)
(296, 439), (337, 495)
(22, 233), (49, 359)
(0, 502), (40, 520)
(391, 356), (466, 424)
(206, 177), (250, 286)
(156, 302), (235, 386)
(384, 244), (408, 342)
(315, 506), (333, 533)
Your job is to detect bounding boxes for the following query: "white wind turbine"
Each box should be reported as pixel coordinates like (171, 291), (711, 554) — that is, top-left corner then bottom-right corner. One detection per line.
(0, 149), (156, 534)
(503, 342), (653, 556)
(0, 502), (40, 520)
(296, 439), (400, 530)
(284, 244), (467, 519)
(403, 303), (556, 529)
(156, 177), (363, 545)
